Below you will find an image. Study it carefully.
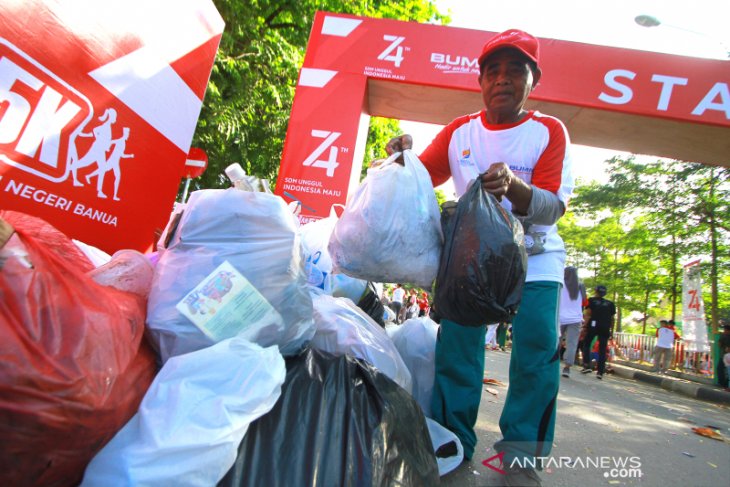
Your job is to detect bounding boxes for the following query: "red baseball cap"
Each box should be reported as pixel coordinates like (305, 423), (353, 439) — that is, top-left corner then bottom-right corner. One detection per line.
(478, 29), (542, 83)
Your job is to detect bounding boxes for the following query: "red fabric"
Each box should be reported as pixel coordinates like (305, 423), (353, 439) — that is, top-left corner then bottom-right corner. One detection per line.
(530, 115), (568, 194)
(477, 29), (540, 68)
(419, 112), (479, 187)
(0, 212), (157, 487)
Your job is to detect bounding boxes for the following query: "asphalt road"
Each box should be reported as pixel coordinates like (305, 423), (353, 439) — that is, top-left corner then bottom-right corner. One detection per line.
(439, 349), (730, 487)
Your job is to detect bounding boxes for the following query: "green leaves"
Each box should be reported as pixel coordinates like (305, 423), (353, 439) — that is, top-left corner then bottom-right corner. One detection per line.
(187, 0), (446, 194)
(563, 156), (730, 327)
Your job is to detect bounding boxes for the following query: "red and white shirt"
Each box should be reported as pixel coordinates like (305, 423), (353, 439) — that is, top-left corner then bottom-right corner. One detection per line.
(419, 110), (574, 283)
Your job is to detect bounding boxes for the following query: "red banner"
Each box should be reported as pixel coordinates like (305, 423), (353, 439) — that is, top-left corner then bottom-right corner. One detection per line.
(276, 70), (369, 223)
(0, 0), (223, 253)
(276, 12), (729, 224)
(302, 12), (730, 127)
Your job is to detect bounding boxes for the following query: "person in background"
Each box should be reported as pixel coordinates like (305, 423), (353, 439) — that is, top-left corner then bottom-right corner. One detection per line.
(717, 320), (730, 389)
(405, 293), (420, 321)
(380, 290), (390, 308)
(418, 291), (430, 317)
(559, 266), (585, 378)
(653, 319), (680, 374)
(580, 285), (616, 380)
(386, 28), (574, 486)
(390, 284), (405, 324)
(485, 323), (500, 350)
(496, 322), (508, 351)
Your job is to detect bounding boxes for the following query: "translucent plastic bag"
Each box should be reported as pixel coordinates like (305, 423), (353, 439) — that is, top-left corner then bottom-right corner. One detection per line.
(81, 337), (286, 487)
(147, 188), (315, 363)
(300, 205), (370, 301)
(88, 249), (154, 298)
(310, 293), (412, 393)
(299, 206), (341, 292)
(0, 212), (157, 487)
(0, 210), (94, 271)
(389, 317), (439, 417)
(328, 150), (442, 288)
(434, 180), (527, 326)
(426, 417), (464, 477)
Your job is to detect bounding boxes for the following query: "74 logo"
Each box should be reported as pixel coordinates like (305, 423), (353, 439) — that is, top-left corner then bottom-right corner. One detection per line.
(302, 129), (342, 177)
(378, 35), (406, 68)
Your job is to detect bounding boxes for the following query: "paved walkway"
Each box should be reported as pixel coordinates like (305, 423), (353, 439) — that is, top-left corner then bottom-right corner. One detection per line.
(440, 350), (730, 487)
(609, 360), (730, 405)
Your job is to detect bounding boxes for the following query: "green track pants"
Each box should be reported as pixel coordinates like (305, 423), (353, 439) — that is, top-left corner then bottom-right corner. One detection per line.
(430, 319), (486, 460)
(430, 281), (561, 463)
(495, 281), (561, 467)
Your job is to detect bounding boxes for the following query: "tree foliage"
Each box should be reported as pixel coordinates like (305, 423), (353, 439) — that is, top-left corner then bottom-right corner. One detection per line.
(563, 156), (730, 332)
(186, 0), (447, 194)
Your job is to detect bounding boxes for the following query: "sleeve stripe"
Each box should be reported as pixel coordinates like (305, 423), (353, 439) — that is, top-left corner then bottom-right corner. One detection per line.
(419, 113), (479, 188)
(531, 115), (569, 194)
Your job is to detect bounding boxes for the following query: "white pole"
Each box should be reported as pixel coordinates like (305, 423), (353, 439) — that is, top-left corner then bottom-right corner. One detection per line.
(181, 177), (192, 202)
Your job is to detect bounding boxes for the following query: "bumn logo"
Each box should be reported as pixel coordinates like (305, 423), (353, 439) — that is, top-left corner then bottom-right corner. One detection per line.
(0, 38), (93, 182)
(377, 35), (406, 67)
(302, 129), (342, 177)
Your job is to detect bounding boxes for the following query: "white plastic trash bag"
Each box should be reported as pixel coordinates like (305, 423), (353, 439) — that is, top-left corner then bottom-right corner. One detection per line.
(383, 305), (396, 323)
(310, 293), (412, 393)
(426, 417), (464, 477)
(300, 206), (369, 301)
(88, 249), (154, 298)
(385, 323), (399, 336)
(328, 150), (442, 288)
(147, 188), (315, 363)
(299, 206), (340, 292)
(81, 337), (286, 487)
(389, 317), (439, 417)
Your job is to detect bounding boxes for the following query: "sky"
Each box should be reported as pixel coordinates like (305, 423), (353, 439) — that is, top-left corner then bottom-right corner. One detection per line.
(400, 0), (730, 195)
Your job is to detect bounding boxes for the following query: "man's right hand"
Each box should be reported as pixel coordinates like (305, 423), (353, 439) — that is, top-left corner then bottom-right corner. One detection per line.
(385, 134), (413, 165)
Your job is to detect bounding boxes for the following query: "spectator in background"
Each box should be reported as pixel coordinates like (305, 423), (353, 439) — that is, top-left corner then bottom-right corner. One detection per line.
(717, 320), (730, 389)
(485, 323), (499, 350)
(496, 322), (508, 351)
(580, 285), (616, 380)
(390, 284), (405, 324)
(418, 291), (430, 317)
(405, 293), (420, 321)
(559, 266), (585, 378)
(653, 320), (680, 374)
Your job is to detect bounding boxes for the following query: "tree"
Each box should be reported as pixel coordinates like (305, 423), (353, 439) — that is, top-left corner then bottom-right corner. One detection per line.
(674, 164), (730, 333)
(185, 0), (448, 195)
(566, 156), (730, 332)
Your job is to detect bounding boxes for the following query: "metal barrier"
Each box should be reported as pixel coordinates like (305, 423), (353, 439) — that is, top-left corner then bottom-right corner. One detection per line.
(612, 332), (714, 379)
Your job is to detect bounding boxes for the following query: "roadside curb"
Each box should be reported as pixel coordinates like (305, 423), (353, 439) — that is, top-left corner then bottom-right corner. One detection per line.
(610, 363), (730, 405)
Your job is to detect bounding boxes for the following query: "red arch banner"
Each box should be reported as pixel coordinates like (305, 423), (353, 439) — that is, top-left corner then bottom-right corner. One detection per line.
(275, 11), (730, 223)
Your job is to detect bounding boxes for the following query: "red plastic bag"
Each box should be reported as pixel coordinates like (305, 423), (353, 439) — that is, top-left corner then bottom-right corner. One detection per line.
(0, 212), (157, 487)
(0, 211), (94, 272)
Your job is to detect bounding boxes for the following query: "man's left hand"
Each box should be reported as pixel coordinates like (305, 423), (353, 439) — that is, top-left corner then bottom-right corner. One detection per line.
(480, 162), (514, 200)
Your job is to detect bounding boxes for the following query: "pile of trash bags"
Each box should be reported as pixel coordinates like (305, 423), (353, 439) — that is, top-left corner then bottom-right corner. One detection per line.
(0, 150), (526, 486)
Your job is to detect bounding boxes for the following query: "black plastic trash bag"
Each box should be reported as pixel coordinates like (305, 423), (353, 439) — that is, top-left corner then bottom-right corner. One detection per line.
(357, 282), (386, 328)
(433, 180), (527, 326)
(218, 348), (439, 487)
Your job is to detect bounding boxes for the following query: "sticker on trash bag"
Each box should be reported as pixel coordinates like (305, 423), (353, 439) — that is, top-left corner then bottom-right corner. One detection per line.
(176, 260), (283, 342)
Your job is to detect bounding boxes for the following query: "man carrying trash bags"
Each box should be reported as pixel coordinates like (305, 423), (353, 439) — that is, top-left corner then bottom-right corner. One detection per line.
(387, 28), (574, 487)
